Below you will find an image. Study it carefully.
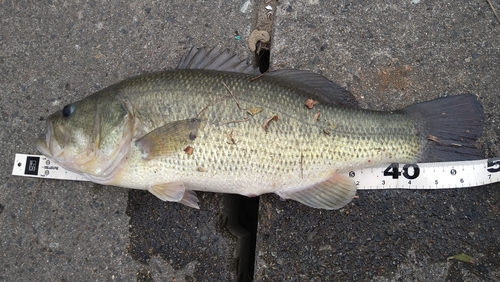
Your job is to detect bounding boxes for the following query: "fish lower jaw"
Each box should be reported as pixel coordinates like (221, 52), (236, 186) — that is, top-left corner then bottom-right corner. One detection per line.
(35, 136), (64, 160)
(35, 138), (51, 157)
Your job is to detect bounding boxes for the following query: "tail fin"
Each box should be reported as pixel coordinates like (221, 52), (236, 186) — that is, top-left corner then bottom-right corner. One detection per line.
(404, 94), (484, 162)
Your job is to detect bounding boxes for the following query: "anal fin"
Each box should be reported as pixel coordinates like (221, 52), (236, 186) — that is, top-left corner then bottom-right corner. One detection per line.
(148, 182), (200, 209)
(276, 173), (357, 210)
(179, 190), (200, 209)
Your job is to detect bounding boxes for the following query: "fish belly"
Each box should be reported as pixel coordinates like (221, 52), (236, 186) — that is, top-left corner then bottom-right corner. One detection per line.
(107, 71), (424, 196)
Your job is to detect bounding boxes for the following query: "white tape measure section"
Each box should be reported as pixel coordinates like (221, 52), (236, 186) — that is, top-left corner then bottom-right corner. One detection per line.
(12, 154), (88, 181)
(346, 159), (500, 190)
(11, 154), (500, 189)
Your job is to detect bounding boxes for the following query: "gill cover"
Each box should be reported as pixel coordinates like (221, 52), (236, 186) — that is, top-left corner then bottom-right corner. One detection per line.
(37, 91), (135, 183)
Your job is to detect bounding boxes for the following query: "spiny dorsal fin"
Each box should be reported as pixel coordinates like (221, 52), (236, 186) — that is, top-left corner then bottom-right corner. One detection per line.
(176, 47), (257, 74)
(177, 47), (357, 106)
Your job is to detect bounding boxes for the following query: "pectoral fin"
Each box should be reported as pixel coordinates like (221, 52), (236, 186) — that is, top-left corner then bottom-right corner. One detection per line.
(276, 173), (357, 210)
(148, 182), (200, 209)
(135, 119), (201, 160)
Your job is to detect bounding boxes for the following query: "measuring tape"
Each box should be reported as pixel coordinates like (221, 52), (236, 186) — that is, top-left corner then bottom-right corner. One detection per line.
(11, 153), (500, 189)
(12, 154), (88, 181)
(349, 159), (500, 190)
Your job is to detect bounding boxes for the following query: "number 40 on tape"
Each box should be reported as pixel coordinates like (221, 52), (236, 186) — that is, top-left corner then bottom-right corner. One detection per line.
(346, 158), (500, 190)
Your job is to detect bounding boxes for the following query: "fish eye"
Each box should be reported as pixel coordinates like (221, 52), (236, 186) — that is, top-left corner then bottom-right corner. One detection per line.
(62, 104), (75, 117)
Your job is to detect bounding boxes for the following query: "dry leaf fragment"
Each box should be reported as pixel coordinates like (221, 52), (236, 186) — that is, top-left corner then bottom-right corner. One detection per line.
(300, 154), (304, 179)
(247, 107), (263, 116)
(222, 81), (242, 111)
(305, 99), (319, 109)
(196, 167), (207, 172)
(184, 146), (194, 155)
(219, 117), (249, 126)
(488, 201), (499, 215)
(262, 115), (278, 132)
(248, 29), (270, 52)
(227, 130), (236, 145)
(447, 253), (476, 264)
(427, 134), (440, 143)
(314, 111), (321, 122)
(486, 0), (500, 23)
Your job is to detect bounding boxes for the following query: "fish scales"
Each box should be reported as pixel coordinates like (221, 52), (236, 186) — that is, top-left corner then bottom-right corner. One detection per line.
(36, 47), (483, 209)
(108, 70), (420, 191)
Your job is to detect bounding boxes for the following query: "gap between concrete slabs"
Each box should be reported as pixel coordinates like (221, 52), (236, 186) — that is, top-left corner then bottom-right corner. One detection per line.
(1, 0), (499, 281)
(1, 1), (257, 281)
(255, 1), (500, 281)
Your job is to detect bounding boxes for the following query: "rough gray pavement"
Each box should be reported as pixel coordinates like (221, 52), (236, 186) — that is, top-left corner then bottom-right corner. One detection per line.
(256, 1), (500, 281)
(1, 0), (499, 281)
(1, 1), (253, 281)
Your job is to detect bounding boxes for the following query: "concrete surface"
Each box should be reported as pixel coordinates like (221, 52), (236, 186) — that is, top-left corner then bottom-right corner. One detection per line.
(1, 0), (254, 281)
(1, 0), (499, 281)
(256, 1), (500, 281)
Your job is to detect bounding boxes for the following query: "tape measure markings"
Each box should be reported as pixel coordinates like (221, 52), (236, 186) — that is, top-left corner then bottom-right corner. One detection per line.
(350, 158), (500, 190)
(11, 154), (500, 190)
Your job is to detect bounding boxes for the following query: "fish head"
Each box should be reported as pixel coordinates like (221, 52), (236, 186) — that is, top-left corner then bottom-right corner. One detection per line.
(36, 92), (134, 181)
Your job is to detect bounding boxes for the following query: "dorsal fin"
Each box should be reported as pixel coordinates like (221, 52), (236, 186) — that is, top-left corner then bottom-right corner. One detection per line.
(176, 47), (358, 107)
(176, 47), (257, 74)
(266, 69), (359, 107)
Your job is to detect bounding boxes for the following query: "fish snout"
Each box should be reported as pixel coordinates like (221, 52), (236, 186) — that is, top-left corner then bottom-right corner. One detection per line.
(35, 124), (67, 158)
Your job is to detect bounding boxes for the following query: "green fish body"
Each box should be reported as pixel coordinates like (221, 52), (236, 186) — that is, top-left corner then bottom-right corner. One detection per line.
(36, 48), (483, 209)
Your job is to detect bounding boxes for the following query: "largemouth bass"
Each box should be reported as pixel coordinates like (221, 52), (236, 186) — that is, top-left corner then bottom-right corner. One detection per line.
(36, 47), (484, 209)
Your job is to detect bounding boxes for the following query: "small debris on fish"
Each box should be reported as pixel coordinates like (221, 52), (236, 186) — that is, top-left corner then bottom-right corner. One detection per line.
(305, 99), (319, 109)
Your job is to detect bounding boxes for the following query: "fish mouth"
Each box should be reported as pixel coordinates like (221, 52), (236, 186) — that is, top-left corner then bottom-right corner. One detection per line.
(35, 137), (51, 157)
(35, 123), (66, 158)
